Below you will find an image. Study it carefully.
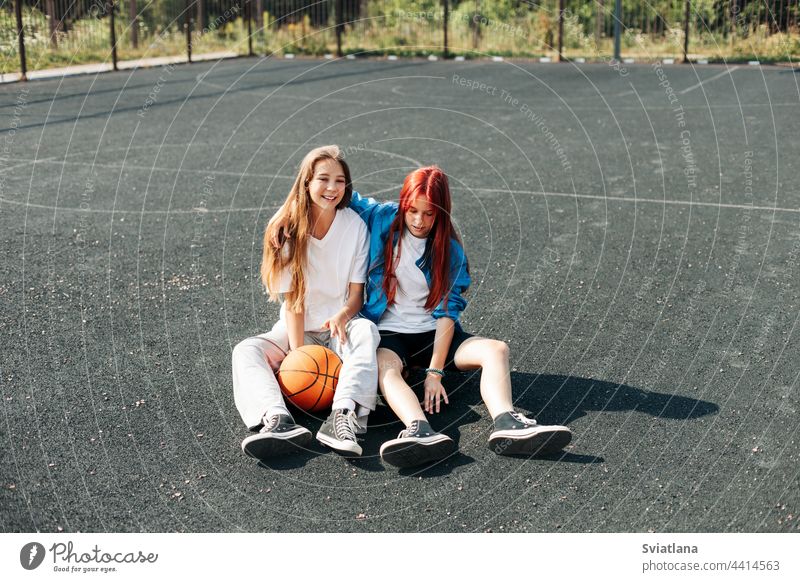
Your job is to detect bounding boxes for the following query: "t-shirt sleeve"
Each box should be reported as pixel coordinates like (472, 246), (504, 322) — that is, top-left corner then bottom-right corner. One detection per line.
(349, 220), (369, 285)
(277, 268), (292, 294)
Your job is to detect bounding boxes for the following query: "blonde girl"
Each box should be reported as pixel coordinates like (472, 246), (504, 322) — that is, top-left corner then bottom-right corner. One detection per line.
(232, 145), (379, 460)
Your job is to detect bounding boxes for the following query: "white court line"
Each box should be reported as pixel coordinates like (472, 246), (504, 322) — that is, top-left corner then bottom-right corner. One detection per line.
(0, 157), (407, 186)
(195, 73), (447, 104)
(678, 66), (740, 95)
(615, 65), (740, 98)
(476, 187), (796, 214)
(1, 187), (797, 215)
(1, 157), (794, 216)
(0, 157), (307, 180)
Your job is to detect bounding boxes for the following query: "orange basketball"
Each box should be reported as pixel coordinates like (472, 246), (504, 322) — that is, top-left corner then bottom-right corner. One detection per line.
(277, 345), (342, 413)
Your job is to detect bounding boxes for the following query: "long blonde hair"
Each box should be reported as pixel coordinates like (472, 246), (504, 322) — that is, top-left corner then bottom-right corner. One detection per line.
(261, 145), (353, 312)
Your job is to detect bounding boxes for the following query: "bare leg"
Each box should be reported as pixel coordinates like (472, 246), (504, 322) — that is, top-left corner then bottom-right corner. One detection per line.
(377, 348), (426, 426)
(377, 349), (455, 468)
(454, 338), (571, 455)
(453, 337), (514, 419)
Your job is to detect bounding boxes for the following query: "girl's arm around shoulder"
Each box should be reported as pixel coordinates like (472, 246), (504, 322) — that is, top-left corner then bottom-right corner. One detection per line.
(348, 191), (398, 229)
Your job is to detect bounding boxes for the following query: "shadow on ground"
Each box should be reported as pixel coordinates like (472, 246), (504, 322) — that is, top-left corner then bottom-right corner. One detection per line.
(258, 372), (718, 474)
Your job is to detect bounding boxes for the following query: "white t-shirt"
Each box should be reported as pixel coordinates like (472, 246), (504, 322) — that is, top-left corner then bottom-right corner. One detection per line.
(378, 228), (437, 333)
(272, 208), (369, 332)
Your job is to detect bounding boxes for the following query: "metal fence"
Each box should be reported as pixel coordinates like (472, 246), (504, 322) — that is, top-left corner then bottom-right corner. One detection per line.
(2, 1), (799, 79)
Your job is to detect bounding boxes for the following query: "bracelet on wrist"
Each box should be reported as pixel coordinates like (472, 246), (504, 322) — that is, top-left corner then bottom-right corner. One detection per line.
(425, 367), (445, 378)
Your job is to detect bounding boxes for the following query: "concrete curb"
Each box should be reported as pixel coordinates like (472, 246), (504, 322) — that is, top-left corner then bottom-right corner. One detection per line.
(1, 51), (239, 84)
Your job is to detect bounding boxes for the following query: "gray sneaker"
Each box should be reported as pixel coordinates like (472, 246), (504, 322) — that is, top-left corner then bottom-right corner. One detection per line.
(488, 411), (572, 456)
(241, 414), (312, 460)
(380, 420), (455, 468)
(316, 408), (363, 456)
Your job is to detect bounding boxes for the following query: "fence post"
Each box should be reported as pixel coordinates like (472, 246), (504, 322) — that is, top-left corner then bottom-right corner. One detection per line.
(247, 0), (254, 56)
(109, 1), (118, 71)
(472, 0), (480, 49)
(15, 0), (27, 80)
(558, 0), (564, 61)
(443, 0), (449, 59)
(335, 0), (343, 57)
(130, 0), (138, 48)
(595, 0), (604, 47)
(613, 0), (621, 61)
(683, 0), (691, 63)
(46, 0), (57, 48)
(186, 0), (193, 62)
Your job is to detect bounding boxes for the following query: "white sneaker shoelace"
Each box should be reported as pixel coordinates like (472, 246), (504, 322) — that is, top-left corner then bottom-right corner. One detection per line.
(261, 414), (280, 433)
(509, 412), (538, 427)
(397, 420), (421, 439)
(334, 410), (361, 441)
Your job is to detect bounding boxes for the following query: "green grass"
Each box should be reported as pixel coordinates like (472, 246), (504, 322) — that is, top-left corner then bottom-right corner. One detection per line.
(2, 8), (798, 75)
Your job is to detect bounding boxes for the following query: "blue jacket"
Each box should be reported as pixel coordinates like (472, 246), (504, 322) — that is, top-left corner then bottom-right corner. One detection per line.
(349, 192), (471, 324)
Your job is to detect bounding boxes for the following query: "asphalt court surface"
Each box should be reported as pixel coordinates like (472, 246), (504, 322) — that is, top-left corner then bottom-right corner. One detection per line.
(1, 57), (799, 532)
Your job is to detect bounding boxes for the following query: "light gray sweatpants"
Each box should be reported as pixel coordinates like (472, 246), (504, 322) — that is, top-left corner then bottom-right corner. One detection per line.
(232, 317), (380, 430)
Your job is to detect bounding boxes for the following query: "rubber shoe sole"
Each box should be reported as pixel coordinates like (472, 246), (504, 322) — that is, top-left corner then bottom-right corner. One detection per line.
(241, 428), (312, 460)
(380, 434), (455, 468)
(316, 432), (363, 457)
(488, 426), (572, 456)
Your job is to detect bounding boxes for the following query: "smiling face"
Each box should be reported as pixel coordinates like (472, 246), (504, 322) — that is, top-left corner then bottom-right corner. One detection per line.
(307, 158), (346, 212)
(404, 195), (436, 238)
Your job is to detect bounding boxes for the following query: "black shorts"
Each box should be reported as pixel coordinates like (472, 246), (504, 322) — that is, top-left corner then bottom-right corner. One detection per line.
(377, 325), (474, 371)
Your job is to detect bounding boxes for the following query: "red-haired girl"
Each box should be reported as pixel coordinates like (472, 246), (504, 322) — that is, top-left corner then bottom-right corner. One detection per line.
(351, 167), (572, 468)
(232, 145), (380, 461)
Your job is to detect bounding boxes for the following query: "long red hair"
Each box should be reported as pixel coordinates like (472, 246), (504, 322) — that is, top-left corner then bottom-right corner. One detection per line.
(382, 166), (463, 311)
